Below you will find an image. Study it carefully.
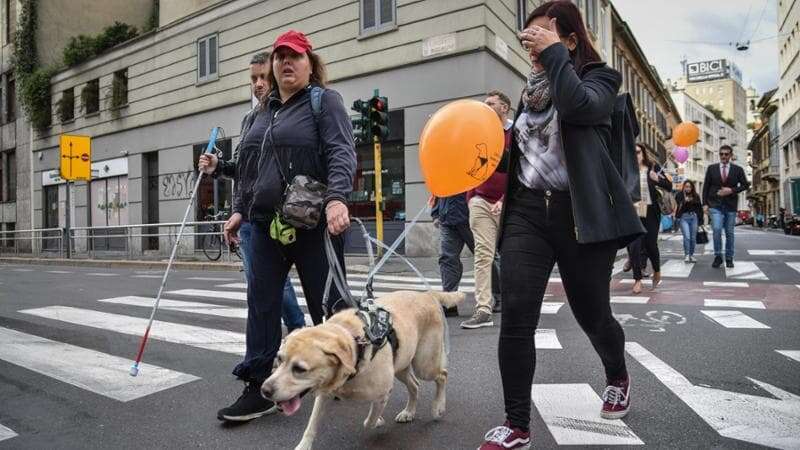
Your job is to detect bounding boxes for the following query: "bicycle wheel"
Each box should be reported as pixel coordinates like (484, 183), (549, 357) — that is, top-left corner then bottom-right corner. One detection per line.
(202, 228), (223, 261)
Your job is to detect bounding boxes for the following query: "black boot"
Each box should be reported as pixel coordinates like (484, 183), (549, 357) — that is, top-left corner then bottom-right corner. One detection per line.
(217, 380), (277, 422)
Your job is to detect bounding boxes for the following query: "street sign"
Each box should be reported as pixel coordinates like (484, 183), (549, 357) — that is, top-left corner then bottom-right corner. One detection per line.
(59, 134), (92, 181)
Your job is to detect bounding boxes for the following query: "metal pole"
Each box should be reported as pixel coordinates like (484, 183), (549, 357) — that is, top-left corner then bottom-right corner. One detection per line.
(65, 181), (72, 258)
(373, 135), (383, 256)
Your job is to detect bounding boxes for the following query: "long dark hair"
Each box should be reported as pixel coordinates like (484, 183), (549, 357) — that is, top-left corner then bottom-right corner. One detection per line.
(266, 50), (328, 91)
(682, 180), (698, 202)
(526, 1), (602, 72)
(636, 143), (654, 169)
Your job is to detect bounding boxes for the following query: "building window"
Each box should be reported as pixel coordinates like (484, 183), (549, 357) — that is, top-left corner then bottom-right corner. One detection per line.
(361, 0), (396, 34)
(516, 0), (528, 31)
(2, 222), (14, 247)
(4, 150), (13, 202)
(58, 88), (75, 122)
(5, 0), (14, 45)
(6, 74), (15, 122)
(112, 69), (128, 107)
(81, 79), (100, 115)
(197, 34), (219, 83)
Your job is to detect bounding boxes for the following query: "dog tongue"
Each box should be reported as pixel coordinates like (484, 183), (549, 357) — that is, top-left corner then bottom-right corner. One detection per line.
(279, 396), (302, 416)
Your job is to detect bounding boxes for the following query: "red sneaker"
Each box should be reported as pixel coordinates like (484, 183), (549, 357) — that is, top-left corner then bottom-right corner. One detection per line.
(601, 376), (631, 419)
(478, 423), (531, 449)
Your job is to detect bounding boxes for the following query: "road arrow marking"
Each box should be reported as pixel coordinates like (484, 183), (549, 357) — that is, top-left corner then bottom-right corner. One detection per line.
(626, 342), (800, 449)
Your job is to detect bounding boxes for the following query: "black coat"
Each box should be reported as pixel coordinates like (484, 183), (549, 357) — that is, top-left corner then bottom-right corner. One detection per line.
(702, 163), (750, 211)
(498, 44), (645, 248)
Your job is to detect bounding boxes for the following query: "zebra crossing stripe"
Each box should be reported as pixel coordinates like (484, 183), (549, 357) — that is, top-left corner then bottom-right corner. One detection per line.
(775, 350), (800, 363)
(749, 250), (800, 256)
(132, 275), (163, 279)
(185, 277), (237, 281)
(19, 306), (247, 355)
(347, 273), (475, 284)
(217, 283), (247, 289)
(46, 270), (73, 274)
(0, 423), (17, 442)
(165, 289), (247, 301)
(0, 326), (199, 402)
(531, 383), (643, 445)
(660, 260), (693, 278)
(703, 299), (766, 310)
(536, 329), (562, 349)
(611, 258), (627, 276)
(703, 281), (749, 288)
(787, 262), (800, 275)
(611, 296), (650, 304)
(541, 302), (564, 314)
(724, 262), (767, 280)
(99, 296), (248, 319)
(701, 310), (771, 329)
(86, 273), (120, 277)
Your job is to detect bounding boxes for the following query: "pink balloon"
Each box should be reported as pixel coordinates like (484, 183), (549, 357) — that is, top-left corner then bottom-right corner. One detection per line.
(672, 146), (689, 164)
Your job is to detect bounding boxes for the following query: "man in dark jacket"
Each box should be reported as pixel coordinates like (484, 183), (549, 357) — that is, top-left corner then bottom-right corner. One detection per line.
(702, 145), (750, 268)
(431, 193), (474, 316)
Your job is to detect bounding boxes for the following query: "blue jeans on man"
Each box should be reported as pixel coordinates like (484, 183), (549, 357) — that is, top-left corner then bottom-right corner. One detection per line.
(679, 212), (698, 257)
(709, 207), (737, 260)
(238, 221), (306, 332)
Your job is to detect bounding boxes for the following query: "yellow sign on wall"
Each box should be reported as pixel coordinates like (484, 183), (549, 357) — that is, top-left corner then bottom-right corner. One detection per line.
(60, 134), (92, 181)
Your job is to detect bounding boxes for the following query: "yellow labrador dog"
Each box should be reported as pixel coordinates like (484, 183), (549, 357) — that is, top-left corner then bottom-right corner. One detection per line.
(262, 290), (464, 450)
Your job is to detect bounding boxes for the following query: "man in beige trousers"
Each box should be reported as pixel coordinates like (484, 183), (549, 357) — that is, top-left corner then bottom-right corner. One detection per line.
(460, 90), (513, 329)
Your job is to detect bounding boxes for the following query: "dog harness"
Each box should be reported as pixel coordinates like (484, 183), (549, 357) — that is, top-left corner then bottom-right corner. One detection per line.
(348, 299), (399, 379)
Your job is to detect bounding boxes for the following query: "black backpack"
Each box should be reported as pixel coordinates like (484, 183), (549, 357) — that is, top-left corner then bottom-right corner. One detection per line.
(609, 93), (641, 202)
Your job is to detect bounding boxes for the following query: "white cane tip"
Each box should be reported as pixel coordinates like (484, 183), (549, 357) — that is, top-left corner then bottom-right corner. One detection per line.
(129, 365), (139, 377)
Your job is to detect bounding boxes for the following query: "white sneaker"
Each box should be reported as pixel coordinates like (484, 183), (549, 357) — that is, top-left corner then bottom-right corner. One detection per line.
(689, 256), (696, 263)
(684, 255), (691, 263)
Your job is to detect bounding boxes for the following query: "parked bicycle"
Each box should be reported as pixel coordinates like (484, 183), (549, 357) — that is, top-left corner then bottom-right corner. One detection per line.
(202, 207), (241, 261)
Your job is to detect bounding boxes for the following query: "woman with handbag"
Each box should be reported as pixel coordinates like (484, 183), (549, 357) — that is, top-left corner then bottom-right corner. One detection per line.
(214, 30), (356, 422)
(675, 180), (704, 263)
(626, 143), (672, 294)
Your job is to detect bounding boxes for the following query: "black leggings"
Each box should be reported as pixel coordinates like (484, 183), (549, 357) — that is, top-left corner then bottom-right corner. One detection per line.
(627, 205), (661, 280)
(498, 186), (627, 430)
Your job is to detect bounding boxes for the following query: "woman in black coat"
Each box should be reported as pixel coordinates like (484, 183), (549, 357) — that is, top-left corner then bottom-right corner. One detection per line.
(478, 2), (645, 449)
(626, 142), (673, 294)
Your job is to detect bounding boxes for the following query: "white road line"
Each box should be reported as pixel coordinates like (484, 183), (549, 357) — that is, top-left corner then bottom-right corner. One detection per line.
(20, 306), (247, 354)
(86, 273), (120, 277)
(776, 350), (800, 363)
(725, 262), (768, 280)
(611, 258), (627, 276)
(217, 282), (247, 289)
(787, 262), (800, 275)
(749, 250), (800, 256)
(0, 423), (17, 442)
(701, 310), (770, 329)
(536, 329), (562, 349)
(618, 279), (637, 284)
(532, 383), (643, 445)
(347, 273), (475, 284)
(185, 277), (237, 281)
(660, 259), (693, 278)
(46, 270), (73, 274)
(541, 302), (564, 315)
(0, 326), (199, 401)
(611, 296), (650, 304)
(703, 281), (749, 288)
(11, 268), (33, 272)
(99, 296), (248, 319)
(132, 275), (163, 279)
(165, 289), (247, 301)
(703, 299), (766, 310)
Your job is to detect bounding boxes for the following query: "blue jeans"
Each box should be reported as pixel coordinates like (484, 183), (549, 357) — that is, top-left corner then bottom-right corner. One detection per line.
(709, 208), (736, 259)
(238, 221), (306, 332)
(679, 212), (698, 257)
(438, 222), (475, 292)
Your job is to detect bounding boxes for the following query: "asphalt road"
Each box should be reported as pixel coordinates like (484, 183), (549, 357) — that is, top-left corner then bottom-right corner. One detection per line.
(0, 227), (798, 449)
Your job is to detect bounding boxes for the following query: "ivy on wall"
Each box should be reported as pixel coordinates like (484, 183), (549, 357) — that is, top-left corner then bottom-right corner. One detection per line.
(63, 22), (138, 68)
(13, 0), (53, 130)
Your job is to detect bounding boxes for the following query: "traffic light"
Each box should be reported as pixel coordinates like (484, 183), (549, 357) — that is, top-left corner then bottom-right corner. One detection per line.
(369, 96), (389, 141)
(351, 99), (371, 145)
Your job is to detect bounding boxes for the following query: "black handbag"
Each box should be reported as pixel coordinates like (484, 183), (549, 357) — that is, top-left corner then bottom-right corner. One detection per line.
(696, 226), (709, 244)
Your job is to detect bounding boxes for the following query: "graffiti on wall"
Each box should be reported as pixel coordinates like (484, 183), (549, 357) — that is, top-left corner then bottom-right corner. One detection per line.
(160, 171), (197, 200)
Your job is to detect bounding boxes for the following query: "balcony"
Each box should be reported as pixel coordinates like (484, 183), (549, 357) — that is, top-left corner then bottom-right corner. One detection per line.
(763, 164), (780, 182)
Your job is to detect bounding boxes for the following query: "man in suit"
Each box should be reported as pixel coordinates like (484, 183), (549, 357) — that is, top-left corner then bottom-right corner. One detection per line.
(702, 145), (751, 268)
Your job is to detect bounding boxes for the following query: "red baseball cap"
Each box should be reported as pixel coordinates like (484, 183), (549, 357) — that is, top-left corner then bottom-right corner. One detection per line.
(273, 30), (312, 54)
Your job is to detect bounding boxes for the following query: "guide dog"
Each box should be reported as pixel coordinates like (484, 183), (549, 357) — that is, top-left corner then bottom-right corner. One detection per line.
(261, 290), (464, 450)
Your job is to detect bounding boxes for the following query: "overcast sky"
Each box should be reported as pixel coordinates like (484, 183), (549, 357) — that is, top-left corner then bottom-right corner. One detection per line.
(613, 0), (779, 95)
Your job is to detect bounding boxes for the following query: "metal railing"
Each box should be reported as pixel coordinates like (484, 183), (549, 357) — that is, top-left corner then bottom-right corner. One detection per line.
(0, 221), (240, 262)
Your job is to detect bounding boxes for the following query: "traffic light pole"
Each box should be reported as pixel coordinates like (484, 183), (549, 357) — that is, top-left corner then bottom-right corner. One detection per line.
(65, 180), (71, 259)
(373, 135), (383, 256)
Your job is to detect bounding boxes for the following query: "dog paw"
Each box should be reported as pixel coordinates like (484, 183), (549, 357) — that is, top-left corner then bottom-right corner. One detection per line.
(363, 416), (385, 429)
(294, 440), (313, 450)
(376, 416), (385, 428)
(431, 403), (446, 420)
(394, 410), (415, 423)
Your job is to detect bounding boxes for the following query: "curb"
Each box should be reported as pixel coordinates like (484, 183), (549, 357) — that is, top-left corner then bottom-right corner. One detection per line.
(0, 257), (243, 271)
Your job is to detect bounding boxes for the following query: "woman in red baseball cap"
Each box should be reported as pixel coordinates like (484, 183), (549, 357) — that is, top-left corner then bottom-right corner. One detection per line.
(216, 30), (357, 422)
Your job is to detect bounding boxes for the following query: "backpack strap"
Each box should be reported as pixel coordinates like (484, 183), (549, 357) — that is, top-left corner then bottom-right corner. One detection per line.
(310, 86), (325, 124)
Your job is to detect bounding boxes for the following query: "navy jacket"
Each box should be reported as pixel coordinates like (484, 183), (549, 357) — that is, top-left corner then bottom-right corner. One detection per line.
(431, 194), (469, 226)
(702, 163), (749, 211)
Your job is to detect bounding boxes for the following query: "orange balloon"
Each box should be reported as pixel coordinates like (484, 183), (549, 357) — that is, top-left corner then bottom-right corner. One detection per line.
(419, 100), (505, 197)
(673, 122), (700, 147)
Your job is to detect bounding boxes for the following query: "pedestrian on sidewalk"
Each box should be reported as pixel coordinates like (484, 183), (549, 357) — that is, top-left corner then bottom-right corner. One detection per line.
(477, 3), (644, 448)
(203, 30), (356, 423)
(675, 180), (703, 263)
(702, 145), (750, 268)
(198, 52), (306, 333)
(626, 143), (672, 294)
(460, 90), (511, 329)
(431, 191), (474, 317)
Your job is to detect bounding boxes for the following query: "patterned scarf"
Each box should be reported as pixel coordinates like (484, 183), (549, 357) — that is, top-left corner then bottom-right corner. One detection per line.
(523, 70), (551, 112)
